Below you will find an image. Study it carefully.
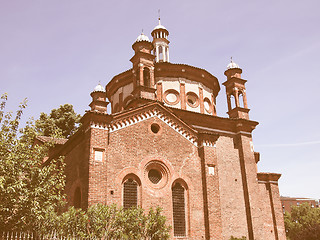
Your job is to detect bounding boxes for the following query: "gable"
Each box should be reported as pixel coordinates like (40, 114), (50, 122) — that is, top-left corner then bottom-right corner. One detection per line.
(109, 106), (198, 146)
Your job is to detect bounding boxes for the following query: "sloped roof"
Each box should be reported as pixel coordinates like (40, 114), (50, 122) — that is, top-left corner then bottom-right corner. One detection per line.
(36, 136), (68, 145)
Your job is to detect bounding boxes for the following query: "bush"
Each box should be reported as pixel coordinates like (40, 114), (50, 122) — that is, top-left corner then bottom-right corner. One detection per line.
(38, 204), (171, 240)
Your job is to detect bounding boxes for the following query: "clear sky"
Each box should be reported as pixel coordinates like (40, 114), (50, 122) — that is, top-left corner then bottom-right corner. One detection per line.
(1, 0), (319, 199)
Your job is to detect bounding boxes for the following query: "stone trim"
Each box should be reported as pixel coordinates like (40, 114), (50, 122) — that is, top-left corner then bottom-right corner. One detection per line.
(108, 108), (198, 146)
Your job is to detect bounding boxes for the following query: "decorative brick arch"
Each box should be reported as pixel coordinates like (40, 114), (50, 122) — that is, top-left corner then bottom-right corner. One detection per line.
(116, 168), (142, 207)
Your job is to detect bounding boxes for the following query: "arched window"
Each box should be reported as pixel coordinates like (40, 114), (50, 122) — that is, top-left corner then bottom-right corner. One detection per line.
(159, 46), (163, 61)
(230, 95), (236, 109)
(172, 182), (186, 237)
(123, 178), (138, 209)
(74, 187), (81, 209)
(143, 67), (150, 87)
(238, 92), (244, 108)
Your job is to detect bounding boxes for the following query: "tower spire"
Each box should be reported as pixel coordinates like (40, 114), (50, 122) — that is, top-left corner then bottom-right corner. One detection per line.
(158, 9), (161, 24)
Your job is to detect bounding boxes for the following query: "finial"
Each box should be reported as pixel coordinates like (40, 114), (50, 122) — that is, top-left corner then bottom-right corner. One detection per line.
(231, 57), (233, 63)
(142, 29), (144, 34)
(158, 9), (161, 25)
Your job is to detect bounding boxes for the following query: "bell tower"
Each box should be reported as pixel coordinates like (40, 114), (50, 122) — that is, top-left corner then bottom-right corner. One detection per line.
(130, 33), (156, 105)
(223, 59), (250, 119)
(151, 17), (170, 63)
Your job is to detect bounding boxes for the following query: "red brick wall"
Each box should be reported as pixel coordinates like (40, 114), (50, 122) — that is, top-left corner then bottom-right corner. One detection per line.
(61, 108), (285, 240)
(104, 117), (206, 239)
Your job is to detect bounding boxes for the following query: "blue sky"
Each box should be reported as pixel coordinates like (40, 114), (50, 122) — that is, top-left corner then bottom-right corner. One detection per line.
(1, 0), (320, 199)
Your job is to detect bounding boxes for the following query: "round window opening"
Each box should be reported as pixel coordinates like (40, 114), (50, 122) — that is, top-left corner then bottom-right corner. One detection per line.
(148, 169), (162, 184)
(186, 92), (199, 108)
(151, 123), (160, 133)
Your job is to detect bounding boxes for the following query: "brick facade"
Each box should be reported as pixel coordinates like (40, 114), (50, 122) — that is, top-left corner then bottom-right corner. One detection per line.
(47, 21), (285, 240)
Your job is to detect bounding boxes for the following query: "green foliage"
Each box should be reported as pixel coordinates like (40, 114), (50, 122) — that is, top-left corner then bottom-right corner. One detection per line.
(284, 203), (320, 240)
(0, 94), (66, 232)
(0, 95), (169, 238)
(35, 104), (81, 138)
(229, 236), (247, 240)
(38, 204), (171, 240)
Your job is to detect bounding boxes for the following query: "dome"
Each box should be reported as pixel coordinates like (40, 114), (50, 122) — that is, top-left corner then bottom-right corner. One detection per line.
(135, 33), (150, 42)
(153, 19), (167, 31)
(153, 23), (167, 31)
(226, 59), (241, 70)
(93, 83), (105, 92)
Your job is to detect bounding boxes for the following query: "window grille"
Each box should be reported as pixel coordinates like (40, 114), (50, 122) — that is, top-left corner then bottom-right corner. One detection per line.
(123, 179), (138, 209)
(172, 183), (186, 236)
(148, 169), (162, 184)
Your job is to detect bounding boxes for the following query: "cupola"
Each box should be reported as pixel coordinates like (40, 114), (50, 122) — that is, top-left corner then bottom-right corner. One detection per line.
(89, 83), (109, 113)
(223, 59), (249, 119)
(129, 32), (156, 105)
(151, 17), (170, 63)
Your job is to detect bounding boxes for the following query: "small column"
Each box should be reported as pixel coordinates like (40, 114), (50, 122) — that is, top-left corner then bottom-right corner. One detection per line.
(211, 94), (217, 116)
(156, 45), (160, 62)
(150, 67), (155, 87)
(234, 89), (240, 107)
(157, 82), (163, 101)
(227, 95), (232, 112)
(139, 66), (144, 86)
(180, 82), (186, 110)
(166, 47), (170, 62)
(242, 90), (248, 108)
(199, 87), (204, 114)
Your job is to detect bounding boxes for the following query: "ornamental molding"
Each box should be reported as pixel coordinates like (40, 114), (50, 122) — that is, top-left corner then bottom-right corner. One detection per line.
(106, 108), (199, 146)
(89, 103), (218, 148)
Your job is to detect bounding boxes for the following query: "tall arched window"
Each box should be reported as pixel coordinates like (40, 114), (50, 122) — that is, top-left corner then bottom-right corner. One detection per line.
(230, 95), (236, 109)
(123, 178), (138, 209)
(74, 187), (81, 209)
(172, 182), (186, 237)
(238, 92), (244, 108)
(143, 67), (150, 87)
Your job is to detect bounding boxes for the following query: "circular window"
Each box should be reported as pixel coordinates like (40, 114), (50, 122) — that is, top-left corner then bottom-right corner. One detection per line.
(166, 93), (177, 102)
(144, 160), (169, 189)
(151, 123), (160, 134)
(186, 92), (199, 108)
(163, 89), (180, 105)
(148, 169), (162, 184)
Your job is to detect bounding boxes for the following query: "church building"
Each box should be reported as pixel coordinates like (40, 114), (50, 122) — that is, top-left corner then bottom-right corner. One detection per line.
(48, 19), (286, 239)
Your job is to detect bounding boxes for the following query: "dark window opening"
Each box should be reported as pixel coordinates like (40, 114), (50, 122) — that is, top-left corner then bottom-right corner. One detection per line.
(74, 187), (81, 209)
(148, 169), (162, 184)
(187, 97), (195, 105)
(143, 67), (150, 87)
(123, 178), (138, 209)
(172, 183), (186, 237)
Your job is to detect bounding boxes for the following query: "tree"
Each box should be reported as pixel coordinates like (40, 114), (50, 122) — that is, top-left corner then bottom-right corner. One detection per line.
(284, 203), (320, 240)
(0, 94), (66, 232)
(0, 94), (170, 238)
(35, 104), (81, 138)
